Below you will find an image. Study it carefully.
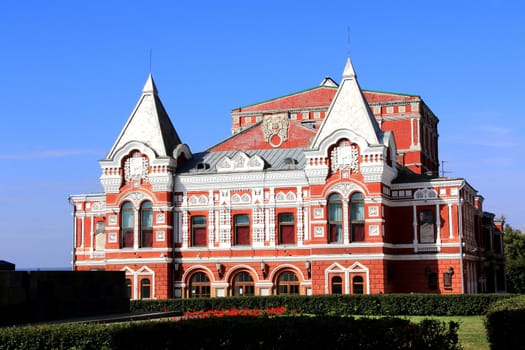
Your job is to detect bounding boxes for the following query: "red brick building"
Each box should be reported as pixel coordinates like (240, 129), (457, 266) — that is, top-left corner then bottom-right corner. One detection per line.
(69, 57), (505, 299)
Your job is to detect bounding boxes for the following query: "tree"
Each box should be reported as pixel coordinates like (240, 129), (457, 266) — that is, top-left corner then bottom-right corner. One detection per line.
(504, 225), (525, 293)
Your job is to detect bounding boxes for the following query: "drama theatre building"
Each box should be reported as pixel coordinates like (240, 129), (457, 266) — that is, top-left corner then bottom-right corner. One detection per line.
(69, 57), (505, 299)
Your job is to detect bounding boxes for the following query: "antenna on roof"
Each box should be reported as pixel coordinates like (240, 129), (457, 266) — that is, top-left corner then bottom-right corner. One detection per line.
(440, 160), (451, 177)
(347, 26), (351, 57)
(149, 48), (153, 74)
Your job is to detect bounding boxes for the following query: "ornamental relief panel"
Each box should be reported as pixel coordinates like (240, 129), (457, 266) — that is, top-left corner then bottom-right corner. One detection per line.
(328, 182), (362, 198)
(216, 152), (265, 172)
(122, 191), (150, 208)
(330, 141), (359, 174)
(262, 113), (289, 148)
(124, 151), (149, 185)
(188, 195), (208, 206)
(275, 191), (297, 202)
(414, 188), (438, 200)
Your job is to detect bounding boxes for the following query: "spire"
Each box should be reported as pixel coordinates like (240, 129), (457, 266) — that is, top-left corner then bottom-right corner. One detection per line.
(310, 57), (382, 148)
(343, 57), (356, 79)
(142, 73), (158, 95)
(105, 74), (182, 160)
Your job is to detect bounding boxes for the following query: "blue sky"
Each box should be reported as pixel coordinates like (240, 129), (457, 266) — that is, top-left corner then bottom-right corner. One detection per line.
(0, 1), (523, 268)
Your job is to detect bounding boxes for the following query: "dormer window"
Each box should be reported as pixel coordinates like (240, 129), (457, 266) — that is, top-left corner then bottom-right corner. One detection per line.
(196, 162), (208, 170)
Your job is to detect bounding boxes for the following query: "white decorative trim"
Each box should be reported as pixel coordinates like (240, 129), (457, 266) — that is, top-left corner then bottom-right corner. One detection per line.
(108, 232), (118, 243)
(216, 152), (265, 172)
(369, 225), (380, 236)
(92, 201), (106, 212)
(275, 191), (297, 202)
(328, 182), (363, 198)
(156, 231), (165, 242)
(414, 188), (438, 200)
(189, 195), (209, 206)
(108, 215), (117, 225)
(122, 191), (151, 208)
(368, 206), (379, 217)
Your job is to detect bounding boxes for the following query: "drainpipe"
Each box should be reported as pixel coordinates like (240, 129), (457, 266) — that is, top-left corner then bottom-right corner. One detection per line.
(458, 181), (465, 294)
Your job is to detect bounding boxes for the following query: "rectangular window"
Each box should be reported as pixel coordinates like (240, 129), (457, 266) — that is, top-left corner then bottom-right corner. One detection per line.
(279, 213), (295, 245)
(192, 216), (207, 247)
(235, 214), (250, 245)
(350, 203), (364, 221)
(351, 224), (365, 242)
(419, 210), (435, 243)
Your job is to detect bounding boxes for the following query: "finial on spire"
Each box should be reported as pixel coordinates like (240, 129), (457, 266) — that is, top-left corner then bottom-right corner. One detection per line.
(347, 26), (351, 58)
(149, 48), (153, 74)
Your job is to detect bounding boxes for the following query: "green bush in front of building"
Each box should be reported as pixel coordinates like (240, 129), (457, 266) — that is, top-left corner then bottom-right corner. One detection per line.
(130, 293), (511, 316)
(485, 294), (525, 350)
(0, 316), (461, 350)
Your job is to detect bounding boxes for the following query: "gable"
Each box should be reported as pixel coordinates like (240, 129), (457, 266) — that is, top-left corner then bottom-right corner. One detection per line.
(210, 119), (316, 152)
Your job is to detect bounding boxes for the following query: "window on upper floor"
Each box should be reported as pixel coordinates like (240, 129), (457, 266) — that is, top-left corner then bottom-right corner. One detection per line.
(350, 193), (365, 242)
(419, 209), (435, 243)
(140, 201), (153, 247)
(191, 216), (207, 247)
(328, 194), (343, 243)
(121, 202), (134, 248)
(278, 213), (295, 245)
(234, 214), (250, 245)
(95, 221), (106, 251)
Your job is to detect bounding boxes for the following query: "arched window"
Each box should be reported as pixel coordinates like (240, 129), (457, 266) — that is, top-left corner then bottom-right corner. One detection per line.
(278, 213), (295, 245)
(328, 194), (343, 243)
(125, 278), (132, 299)
(189, 272), (211, 298)
(331, 276), (343, 294)
(352, 276), (364, 294)
(121, 202), (134, 248)
(350, 193), (365, 242)
(234, 214), (250, 246)
(191, 216), (207, 247)
(140, 278), (151, 299)
(277, 271), (299, 295)
(232, 271), (254, 296)
(140, 201), (153, 247)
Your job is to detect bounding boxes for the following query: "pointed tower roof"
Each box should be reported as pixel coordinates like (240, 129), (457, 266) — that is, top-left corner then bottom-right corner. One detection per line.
(311, 57), (382, 148)
(105, 74), (182, 159)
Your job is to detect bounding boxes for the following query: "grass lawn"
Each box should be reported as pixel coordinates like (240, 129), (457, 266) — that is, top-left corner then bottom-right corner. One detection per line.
(406, 316), (488, 350)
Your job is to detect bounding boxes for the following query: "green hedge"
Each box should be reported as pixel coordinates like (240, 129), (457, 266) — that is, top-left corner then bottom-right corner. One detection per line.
(486, 294), (525, 350)
(0, 316), (461, 350)
(131, 293), (511, 316)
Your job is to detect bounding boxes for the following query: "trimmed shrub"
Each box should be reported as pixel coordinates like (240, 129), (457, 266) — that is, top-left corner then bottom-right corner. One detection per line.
(130, 293), (511, 316)
(0, 316), (461, 350)
(486, 294), (525, 350)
